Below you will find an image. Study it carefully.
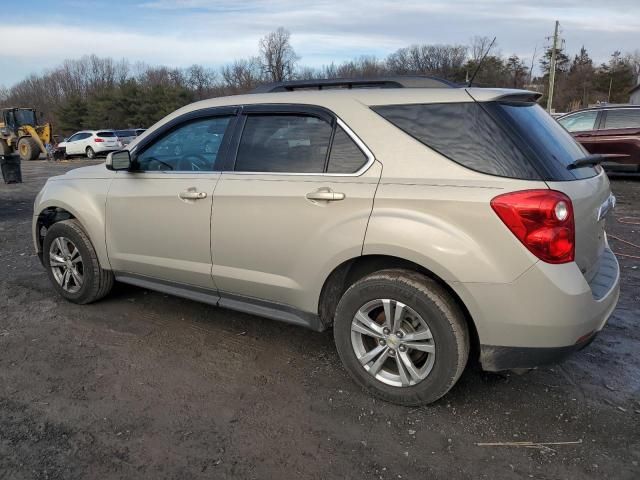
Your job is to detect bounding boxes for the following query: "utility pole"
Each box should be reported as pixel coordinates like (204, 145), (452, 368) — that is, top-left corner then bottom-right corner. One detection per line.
(546, 20), (559, 113)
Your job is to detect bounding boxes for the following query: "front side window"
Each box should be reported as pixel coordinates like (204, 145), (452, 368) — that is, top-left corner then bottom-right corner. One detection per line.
(603, 109), (640, 130)
(136, 116), (231, 171)
(558, 111), (598, 132)
(235, 114), (332, 173)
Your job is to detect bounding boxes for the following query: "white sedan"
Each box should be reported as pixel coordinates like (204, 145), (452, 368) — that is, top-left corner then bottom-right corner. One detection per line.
(58, 130), (121, 159)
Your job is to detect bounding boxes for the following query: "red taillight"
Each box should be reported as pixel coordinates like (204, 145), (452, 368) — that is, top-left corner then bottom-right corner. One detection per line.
(491, 189), (575, 264)
(94, 137), (104, 142)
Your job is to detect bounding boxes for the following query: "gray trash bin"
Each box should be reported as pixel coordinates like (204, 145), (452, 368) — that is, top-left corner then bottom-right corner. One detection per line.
(0, 155), (22, 184)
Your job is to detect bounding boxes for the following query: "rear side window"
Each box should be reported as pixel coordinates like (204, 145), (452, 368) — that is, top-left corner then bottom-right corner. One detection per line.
(603, 109), (640, 129)
(97, 131), (115, 137)
(372, 103), (540, 180)
(327, 126), (368, 173)
(235, 114), (332, 173)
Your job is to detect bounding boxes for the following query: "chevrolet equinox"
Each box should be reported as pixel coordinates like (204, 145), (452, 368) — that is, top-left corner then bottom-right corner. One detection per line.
(33, 77), (620, 405)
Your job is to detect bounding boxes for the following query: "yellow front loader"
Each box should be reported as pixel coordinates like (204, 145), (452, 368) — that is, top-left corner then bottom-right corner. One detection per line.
(0, 108), (51, 161)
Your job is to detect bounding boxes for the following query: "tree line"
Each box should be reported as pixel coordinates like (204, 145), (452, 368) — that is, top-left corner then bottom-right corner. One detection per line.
(1, 28), (638, 135)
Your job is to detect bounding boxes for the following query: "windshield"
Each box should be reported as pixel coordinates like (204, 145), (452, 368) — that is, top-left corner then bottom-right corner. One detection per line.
(487, 102), (598, 180)
(97, 131), (116, 137)
(14, 109), (37, 127)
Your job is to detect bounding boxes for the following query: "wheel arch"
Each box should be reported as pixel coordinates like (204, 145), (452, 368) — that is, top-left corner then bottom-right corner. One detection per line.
(318, 254), (480, 361)
(34, 194), (111, 270)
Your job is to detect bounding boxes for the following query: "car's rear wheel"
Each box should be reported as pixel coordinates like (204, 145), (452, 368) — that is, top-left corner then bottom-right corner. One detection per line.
(43, 219), (113, 304)
(86, 146), (96, 159)
(334, 269), (469, 405)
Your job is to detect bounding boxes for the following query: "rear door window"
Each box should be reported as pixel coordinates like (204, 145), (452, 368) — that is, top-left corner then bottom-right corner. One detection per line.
(603, 109), (640, 129)
(558, 111), (598, 132)
(235, 114), (332, 173)
(327, 126), (368, 173)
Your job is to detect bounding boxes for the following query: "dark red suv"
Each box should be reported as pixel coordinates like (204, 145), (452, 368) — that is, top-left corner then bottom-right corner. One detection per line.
(557, 105), (640, 172)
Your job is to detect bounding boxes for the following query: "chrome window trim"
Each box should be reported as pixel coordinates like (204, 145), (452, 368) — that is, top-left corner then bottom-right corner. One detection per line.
(227, 117), (376, 177)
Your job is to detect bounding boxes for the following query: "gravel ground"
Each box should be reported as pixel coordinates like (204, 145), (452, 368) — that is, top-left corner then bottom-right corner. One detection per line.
(1, 160), (639, 480)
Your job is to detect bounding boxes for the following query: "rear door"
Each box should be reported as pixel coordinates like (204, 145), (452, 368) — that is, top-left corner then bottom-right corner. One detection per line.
(211, 105), (381, 312)
(592, 108), (640, 165)
(557, 110), (601, 153)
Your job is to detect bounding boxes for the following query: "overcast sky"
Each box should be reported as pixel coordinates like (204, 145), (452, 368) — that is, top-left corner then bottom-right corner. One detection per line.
(2, 0), (639, 87)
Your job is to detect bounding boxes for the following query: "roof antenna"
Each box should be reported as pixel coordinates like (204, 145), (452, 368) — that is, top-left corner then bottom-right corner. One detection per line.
(467, 37), (496, 87)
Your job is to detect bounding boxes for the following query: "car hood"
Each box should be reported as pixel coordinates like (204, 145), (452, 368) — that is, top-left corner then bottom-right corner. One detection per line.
(50, 163), (115, 180)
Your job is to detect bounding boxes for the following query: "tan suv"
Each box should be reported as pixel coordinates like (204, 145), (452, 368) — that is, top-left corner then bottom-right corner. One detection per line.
(33, 77), (620, 405)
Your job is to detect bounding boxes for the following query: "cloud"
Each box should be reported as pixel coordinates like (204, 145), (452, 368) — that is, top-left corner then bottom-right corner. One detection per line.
(2, 0), (638, 86)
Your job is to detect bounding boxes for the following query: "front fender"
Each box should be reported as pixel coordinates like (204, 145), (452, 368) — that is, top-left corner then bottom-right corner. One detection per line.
(33, 178), (112, 269)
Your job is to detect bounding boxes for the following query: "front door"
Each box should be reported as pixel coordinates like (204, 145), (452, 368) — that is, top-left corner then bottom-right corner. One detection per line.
(211, 107), (381, 313)
(106, 114), (234, 289)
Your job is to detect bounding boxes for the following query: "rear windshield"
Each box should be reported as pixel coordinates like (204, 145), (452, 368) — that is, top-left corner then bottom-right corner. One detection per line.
(373, 101), (597, 181)
(116, 130), (135, 137)
(97, 131), (116, 137)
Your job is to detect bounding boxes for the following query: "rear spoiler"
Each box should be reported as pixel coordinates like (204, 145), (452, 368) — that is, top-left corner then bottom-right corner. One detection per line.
(467, 89), (542, 103)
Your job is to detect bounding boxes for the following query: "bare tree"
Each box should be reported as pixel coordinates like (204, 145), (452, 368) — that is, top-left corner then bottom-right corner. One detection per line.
(470, 36), (495, 62)
(221, 57), (262, 94)
(259, 27), (299, 82)
(387, 44), (467, 79)
(626, 50), (640, 84)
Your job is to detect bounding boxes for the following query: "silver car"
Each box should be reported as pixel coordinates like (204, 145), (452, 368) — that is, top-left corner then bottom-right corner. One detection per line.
(33, 77), (619, 405)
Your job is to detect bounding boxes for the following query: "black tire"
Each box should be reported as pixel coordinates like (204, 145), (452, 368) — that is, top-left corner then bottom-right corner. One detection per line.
(0, 139), (12, 156)
(86, 147), (95, 159)
(334, 269), (469, 406)
(43, 219), (114, 304)
(18, 137), (40, 161)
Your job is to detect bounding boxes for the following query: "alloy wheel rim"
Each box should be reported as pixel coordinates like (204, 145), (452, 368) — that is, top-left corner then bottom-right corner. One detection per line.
(351, 299), (436, 387)
(49, 237), (84, 293)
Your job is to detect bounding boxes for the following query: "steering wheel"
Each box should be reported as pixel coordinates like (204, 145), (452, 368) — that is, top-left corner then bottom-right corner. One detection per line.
(179, 154), (211, 171)
(143, 156), (174, 171)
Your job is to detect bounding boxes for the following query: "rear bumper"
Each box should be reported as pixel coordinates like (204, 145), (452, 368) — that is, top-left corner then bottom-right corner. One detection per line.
(452, 246), (620, 371)
(479, 332), (597, 371)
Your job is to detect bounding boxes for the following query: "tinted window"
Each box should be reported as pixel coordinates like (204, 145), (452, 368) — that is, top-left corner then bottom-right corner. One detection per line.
(603, 109), (640, 129)
(116, 130), (135, 137)
(373, 102), (540, 180)
(492, 102), (596, 180)
(97, 131), (116, 137)
(137, 116), (231, 171)
(235, 115), (332, 173)
(77, 133), (92, 140)
(327, 126), (368, 173)
(558, 111), (598, 132)
(67, 133), (81, 142)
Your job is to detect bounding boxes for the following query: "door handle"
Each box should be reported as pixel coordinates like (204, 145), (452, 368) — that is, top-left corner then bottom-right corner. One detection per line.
(179, 190), (207, 200)
(306, 188), (345, 202)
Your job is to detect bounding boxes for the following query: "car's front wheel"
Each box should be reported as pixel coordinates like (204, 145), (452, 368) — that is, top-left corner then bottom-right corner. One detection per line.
(43, 219), (113, 304)
(334, 269), (469, 405)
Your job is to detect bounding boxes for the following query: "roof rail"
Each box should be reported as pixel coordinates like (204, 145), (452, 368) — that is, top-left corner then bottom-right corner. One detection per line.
(251, 75), (458, 93)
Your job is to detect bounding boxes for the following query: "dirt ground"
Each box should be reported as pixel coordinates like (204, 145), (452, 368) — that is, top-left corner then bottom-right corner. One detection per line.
(1, 160), (639, 480)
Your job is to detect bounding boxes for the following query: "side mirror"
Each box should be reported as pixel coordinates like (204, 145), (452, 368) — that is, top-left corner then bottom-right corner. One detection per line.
(106, 150), (131, 171)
